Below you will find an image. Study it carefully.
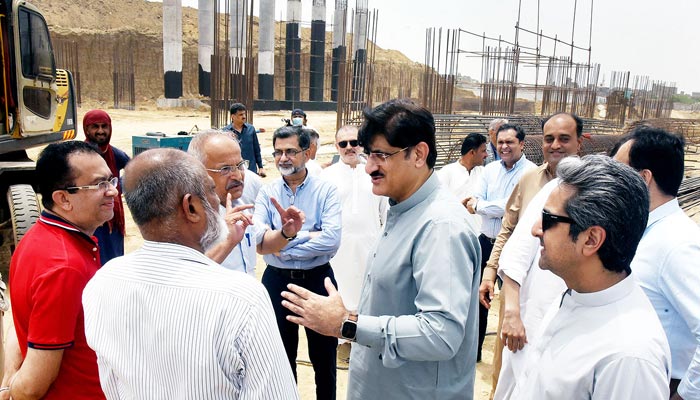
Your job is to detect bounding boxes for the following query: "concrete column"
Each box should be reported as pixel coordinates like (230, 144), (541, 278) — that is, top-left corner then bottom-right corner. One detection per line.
(198, 0), (214, 96)
(331, 0), (347, 101)
(351, 0), (368, 102)
(163, 0), (183, 98)
(309, 0), (326, 101)
(285, 0), (302, 101)
(230, 0), (247, 59)
(258, 0), (275, 99)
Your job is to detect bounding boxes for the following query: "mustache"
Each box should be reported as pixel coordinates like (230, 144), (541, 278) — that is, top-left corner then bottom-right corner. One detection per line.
(226, 180), (243, 190)
(369, 171), (384, 178)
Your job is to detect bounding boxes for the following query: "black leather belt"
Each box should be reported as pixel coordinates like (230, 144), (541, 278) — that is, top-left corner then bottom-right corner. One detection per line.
(266, 263), (331, 280)
(479, 234), (496, 245)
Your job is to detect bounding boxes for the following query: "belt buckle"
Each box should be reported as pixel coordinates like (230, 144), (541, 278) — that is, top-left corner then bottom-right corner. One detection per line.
(290, 269), (305, 280)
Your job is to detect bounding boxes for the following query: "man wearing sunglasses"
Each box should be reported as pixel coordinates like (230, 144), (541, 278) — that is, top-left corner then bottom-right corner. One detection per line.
(188, 130), (304, 277)
(3, 141), (115, 399)
(255, 125), (342, 399)
(510, 155), (670, 399)
(280, 99), (480, 399)
(612, 128), (700, 400)
(488, 113), (583, 397)
(321, 125), (388, 364)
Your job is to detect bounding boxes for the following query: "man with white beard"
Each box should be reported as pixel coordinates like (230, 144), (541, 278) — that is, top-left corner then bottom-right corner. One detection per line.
(255, 125), (342, 399)
(82, 148), (299, 399)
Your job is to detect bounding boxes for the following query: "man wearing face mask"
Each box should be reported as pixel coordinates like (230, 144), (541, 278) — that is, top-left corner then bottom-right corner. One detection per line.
(290, 109), (323, 175)
(254, 126), (341, 399)
(82, 109), (130, 265)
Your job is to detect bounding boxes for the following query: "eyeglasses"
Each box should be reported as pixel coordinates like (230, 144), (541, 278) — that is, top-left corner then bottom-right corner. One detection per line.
(541, 209), (577, 232)
(64, 177), (118, 193)
(338, 140), (359, 148)
(272, 148), (307, 158)
(206, 160), (249, 176)
(365, 147), (410, 164)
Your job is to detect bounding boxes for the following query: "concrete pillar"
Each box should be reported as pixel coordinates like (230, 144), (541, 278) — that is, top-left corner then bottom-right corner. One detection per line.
(258, 0), (275, 99)
(230, 0), (247, 59)
(309, 0), (326, 101)
(163, 0), (183, 98)
(351, 0), (368, 102)
(285, 0), (302, 101)
(198, 0), (214, 96)
(331, 0), (347, 101)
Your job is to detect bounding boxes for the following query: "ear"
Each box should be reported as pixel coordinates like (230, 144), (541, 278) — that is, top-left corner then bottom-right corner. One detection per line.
(51, 190), (73, 212)
(413, 142), (430, 168)
(639, 169), (653, 187)
(580, 225), (606, 257)
(576, 136), (583, 153)
(181, 193), (204, 224)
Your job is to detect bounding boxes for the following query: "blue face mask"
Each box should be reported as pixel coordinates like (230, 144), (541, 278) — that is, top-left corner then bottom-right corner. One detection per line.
(292, 117), (303, 126)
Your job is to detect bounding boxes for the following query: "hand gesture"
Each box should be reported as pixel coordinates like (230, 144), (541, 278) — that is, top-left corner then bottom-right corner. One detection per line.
(281, 277), (347, 337)
(224, 193), (253, 244)
(270, 197), (305, 237)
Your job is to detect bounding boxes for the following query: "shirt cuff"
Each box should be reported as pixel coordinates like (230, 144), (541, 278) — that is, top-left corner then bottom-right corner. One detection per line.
(678, 377), (700, 400)
(355, 315), (384, 349)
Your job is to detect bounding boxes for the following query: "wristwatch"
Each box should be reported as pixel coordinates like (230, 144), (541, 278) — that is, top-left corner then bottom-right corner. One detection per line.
(340, 312), (359, 341)
(280, 229), (297, 241)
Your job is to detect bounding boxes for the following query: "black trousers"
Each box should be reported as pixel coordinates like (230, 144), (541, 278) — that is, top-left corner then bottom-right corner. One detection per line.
(263, 263), (337, 400)
(478, 234), (496, 361)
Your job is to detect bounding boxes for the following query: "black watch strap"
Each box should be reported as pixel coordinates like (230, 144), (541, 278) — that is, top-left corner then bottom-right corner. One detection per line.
(280, 229), (296, 241)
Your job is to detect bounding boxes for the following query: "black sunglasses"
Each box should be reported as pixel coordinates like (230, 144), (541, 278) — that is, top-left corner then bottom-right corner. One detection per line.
(541, 209), (577, 231)
(338, 140), (359, 148)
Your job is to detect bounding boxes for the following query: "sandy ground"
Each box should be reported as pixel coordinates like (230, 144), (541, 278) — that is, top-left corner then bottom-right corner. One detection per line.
(10, 107), (497, 400)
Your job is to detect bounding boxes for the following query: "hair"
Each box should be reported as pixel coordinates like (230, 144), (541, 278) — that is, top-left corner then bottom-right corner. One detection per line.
(556, 155), (649, 274)
(304, 128), (320, 144)
(188, 129), (238, 164)
(626, 127), (685, 197)
(229, 103), (246, 115)
(37, 141), (101, 209)
(357, 98), (438, 168)
(335, 125), (359, 140)
(541, 112), (583, 137)
(488, 118), (509, 131)
(273, 125), (311, 149)
(461, 133), (487, 155)
(496, 123), (526, 142)
(123, 149), (210, 226)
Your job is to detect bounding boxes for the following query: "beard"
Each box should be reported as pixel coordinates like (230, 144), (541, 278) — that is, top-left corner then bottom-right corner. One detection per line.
(278, 164), (303, 176)
(199, 200), (229, 253)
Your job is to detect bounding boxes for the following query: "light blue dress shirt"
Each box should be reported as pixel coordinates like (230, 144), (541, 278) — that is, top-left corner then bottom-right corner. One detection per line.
(632, 198), (700, 399)
(348, 172), (481, 399)
(254, 171), (341, 269)
(474, 155), (535, 238)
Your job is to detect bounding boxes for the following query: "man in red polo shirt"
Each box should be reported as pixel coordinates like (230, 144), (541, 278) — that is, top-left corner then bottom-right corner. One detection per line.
(2, 141), (114, 399)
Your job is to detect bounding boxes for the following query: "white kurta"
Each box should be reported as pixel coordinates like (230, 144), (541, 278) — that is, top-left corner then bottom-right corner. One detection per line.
(494, 179), (567, 400)
(437, 161), (483, 232)
(321, 161), (386, 310)
(511, 276), (671, 400)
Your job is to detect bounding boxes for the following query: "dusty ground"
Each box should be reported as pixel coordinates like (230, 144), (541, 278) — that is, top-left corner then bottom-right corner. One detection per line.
(8, 106), (497, 400)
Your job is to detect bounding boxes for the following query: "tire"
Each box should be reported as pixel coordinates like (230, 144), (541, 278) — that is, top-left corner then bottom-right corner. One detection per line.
(7, 184), (41, 248)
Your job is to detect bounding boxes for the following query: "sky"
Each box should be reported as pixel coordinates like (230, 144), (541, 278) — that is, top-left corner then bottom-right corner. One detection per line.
(155, 0), (700, 93)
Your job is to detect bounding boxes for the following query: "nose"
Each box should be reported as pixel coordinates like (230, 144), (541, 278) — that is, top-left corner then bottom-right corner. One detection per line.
(365, 158), (378, 174)
(105, 184), (119, 197)
(531, 218), (543, 238)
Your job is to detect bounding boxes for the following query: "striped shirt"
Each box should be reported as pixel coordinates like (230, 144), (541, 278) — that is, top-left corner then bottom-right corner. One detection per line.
(82, 241), (299, 400)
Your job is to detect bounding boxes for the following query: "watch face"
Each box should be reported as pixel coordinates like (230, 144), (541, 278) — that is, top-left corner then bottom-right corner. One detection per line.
(341, 320), (357, 340)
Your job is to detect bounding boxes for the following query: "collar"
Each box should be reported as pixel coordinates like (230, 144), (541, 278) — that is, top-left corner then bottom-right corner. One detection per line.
(140, 240), (217, 267)
(39, 211), (97, 245)
(646, 197), (680, 229)
(388, 171), (438, 212)
(500, 154), (528, 171)
(568, 274), (635, 307)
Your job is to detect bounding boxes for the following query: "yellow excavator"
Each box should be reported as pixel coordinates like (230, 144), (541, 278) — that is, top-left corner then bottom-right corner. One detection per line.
(0, 0), (76, 275)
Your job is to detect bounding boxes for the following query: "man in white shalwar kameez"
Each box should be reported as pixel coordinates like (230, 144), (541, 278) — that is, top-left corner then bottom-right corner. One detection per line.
(437, 133), (487, 233)
(321, 125), (387, 313)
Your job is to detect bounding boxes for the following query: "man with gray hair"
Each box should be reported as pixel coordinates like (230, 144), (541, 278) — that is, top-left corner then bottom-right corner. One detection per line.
(485, 118), (508, 164)
(188, 130), (304, 277)
(82, 148), (299, 399)
(510, 155), (670, 399)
